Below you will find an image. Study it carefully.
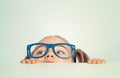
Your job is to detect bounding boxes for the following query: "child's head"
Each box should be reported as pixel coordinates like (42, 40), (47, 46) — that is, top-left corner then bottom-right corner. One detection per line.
(26, 35), (89, 63)
(27, 36), (75, 63)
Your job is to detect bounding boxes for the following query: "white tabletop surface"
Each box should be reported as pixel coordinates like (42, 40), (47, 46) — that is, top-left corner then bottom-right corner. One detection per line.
(0, 63), (119, 78)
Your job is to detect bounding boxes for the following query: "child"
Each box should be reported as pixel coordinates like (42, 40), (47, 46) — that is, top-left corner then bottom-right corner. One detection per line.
(20, 35), (106, 64)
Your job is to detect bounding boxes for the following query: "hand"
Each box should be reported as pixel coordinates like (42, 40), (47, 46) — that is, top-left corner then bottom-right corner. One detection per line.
(87, 58), (106, 64)
(20, 59), (40, 64)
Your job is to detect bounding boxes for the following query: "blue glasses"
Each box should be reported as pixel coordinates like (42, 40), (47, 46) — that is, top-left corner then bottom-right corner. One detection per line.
(27, 43), (76, 60)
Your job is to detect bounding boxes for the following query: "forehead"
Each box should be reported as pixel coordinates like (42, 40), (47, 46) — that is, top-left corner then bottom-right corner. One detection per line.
(40, 36), (66, 44)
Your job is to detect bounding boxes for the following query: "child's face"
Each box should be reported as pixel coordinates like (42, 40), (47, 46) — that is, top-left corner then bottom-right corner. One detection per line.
(31, 36), (74, 63)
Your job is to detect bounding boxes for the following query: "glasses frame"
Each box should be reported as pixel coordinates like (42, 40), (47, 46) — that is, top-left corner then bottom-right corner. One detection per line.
(27, 43), (76, 62)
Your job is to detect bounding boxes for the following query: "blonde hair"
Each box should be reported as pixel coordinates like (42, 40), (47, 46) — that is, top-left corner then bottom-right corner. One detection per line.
(39, 35), (69, 43)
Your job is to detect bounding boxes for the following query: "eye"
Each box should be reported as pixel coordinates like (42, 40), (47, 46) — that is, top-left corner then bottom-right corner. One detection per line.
(34, 51), (45, 56)
(56, 51), (65, 55)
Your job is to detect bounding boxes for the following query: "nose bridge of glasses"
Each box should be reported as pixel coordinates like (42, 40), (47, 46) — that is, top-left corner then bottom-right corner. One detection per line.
(46, 44), (55, 55)
(46, 43), (56, 50)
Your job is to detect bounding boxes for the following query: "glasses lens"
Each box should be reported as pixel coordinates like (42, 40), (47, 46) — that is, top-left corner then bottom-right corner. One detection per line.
(54, 44), (72, 58)
(30, 44), (47, 57)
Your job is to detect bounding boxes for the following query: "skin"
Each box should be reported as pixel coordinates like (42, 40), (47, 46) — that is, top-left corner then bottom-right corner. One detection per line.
(20, 36), (106, 64)
(87, 59), (106, 64)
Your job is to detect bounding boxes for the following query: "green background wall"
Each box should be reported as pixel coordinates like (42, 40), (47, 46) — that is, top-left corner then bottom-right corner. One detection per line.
(0, 0), (120, 63)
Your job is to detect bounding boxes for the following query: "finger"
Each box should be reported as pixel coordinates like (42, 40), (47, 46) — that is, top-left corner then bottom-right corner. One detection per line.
(87, 59), (92, 64)
(96, 59), (102, 64)
(20, 59), (26, 64)
(91, 59), (97, 64)
(35, 59), (40, 64)
(30, 59), (36, 64)
(101, 59), (106, 64)
(96, 59), (106, 64)
(25, 59), (31, 64)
